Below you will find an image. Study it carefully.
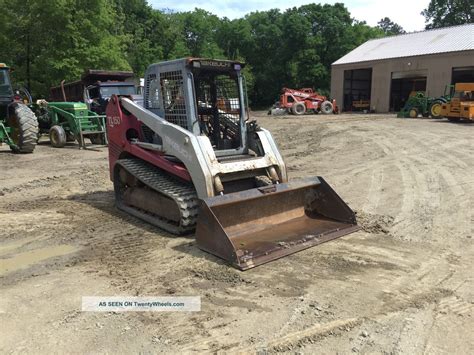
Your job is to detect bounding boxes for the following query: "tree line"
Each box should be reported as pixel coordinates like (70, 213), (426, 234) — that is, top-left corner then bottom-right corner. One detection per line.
(1, 0), (471, 107)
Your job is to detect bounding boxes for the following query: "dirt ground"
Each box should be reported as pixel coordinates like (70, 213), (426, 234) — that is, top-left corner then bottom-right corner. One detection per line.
(0, 112), (472, 354)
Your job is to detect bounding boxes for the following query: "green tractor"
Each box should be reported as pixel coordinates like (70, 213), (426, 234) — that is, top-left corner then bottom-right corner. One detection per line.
(0, 63), (38, 153)
(34, 100), (107, 149)
(429, 84), (454, 118)
(397, 86), (455, 119)
(397, 92), (433, 118)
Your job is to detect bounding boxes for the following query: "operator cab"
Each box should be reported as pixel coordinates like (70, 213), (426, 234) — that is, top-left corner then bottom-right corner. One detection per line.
(190, 59), (245, 151)
(0, 65), (13, 99)
(144, 58), (248, 157)
(0, 64), (13, 117)
(85, 82), (137, 114)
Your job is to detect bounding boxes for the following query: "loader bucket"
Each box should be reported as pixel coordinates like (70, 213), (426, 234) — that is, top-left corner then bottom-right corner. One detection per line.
(195, 177), (360, 270)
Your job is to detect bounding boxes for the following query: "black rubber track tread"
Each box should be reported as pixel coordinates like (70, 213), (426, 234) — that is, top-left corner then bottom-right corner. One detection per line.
(114, 158), (199, 235)
(10, 103), (38, 153)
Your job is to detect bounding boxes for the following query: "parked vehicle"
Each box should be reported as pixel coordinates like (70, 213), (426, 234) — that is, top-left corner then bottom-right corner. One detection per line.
(0, 63), (38, 153)
(34, 100), (106, 149)
(50, 69), (139, 115)
(274, 87), (338, 115)
(441, 83), (474, 122)
(429, 84), (454, 118)
(397, 85), (455, 119)
(397, 92), (433, 118)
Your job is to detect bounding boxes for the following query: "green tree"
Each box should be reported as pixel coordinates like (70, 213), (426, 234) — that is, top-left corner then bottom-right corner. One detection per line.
(1, 0), (130, 97)
(422, 0), (473, 29)
(216, 18), (252, 60)
(214, 3), (384, 106)
(351, 20), (385, 44)
(377, 17), (406, 35)
(290, 3), (356, 89)
(0, 0), (390, 106)
(113, 0), (165, 76)
(171, 9), (224, 58)
(241, 9), (285, 106)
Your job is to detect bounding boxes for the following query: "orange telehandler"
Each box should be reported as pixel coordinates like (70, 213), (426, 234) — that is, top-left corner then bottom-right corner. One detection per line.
(274, 87), (338, 115)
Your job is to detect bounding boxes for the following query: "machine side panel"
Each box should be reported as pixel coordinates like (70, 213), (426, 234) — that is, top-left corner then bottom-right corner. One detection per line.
(119, 97), (215, 198)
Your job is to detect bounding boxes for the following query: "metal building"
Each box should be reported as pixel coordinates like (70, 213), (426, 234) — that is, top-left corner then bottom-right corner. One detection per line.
(331, 24), (474, 112)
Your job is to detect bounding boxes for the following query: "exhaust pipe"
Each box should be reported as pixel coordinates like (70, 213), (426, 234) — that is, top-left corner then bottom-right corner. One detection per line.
(60, 80), (67, 101)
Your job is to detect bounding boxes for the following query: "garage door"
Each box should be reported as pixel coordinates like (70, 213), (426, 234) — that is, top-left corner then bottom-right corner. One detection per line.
(343, 68), (372, 112)
(390, 70), (428, 111)
(452, 66), (474, 84)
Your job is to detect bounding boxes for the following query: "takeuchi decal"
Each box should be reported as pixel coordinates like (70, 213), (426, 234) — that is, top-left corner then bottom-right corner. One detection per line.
(200, 60), (231, 68)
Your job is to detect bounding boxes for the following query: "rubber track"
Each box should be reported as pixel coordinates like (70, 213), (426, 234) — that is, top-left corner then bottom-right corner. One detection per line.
(115, 158), (199, 235)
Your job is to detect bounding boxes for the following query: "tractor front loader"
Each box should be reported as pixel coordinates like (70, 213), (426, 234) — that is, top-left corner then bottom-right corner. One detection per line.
(397, 92), (436, 118)
(0, 63), (38, 153)
(106, 58), (359, 270)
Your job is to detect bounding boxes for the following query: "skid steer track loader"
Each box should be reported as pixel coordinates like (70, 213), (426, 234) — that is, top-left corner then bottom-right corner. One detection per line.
(106, 58), (359, 270)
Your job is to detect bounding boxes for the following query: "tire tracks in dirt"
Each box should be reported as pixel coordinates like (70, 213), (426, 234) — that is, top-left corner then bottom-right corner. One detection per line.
(2, 116), (472, 353)
(350, 124), (471, 243)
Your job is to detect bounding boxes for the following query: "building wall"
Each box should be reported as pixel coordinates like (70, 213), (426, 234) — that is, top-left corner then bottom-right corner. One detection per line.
(331, 50), (474, 112)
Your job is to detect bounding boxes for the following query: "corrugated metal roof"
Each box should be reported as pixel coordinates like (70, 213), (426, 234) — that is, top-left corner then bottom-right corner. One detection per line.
(333, 23), (474, 65)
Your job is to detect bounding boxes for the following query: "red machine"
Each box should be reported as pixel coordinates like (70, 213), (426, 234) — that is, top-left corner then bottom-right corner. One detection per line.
(278, 88), (338, 115)
(105, 58), (359, 270)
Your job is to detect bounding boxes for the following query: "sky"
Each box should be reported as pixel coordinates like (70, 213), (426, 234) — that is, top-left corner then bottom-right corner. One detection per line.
(149, 0), (430, 32)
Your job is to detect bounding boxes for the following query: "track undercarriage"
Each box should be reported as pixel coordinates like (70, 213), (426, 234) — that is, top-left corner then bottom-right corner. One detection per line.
(114, 159), (199, 234)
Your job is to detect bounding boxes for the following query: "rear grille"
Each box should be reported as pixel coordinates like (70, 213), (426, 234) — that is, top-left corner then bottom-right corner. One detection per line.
(108, 141), (122, 160)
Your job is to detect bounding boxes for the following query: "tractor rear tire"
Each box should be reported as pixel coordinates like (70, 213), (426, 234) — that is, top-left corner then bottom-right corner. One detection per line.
(291, 102), (306, 115)
(49, 125), (67, 148)
(429, 100), (444, 118)
(7, 103), (38, 154)
(409, 107), (419, 118)
(320, 101), (334, 114)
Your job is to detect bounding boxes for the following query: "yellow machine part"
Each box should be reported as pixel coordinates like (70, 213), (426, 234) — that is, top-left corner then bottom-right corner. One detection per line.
(460, 103), (474, 120)
(454, 83), (474, 92)
(441, 83), (474, 121)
